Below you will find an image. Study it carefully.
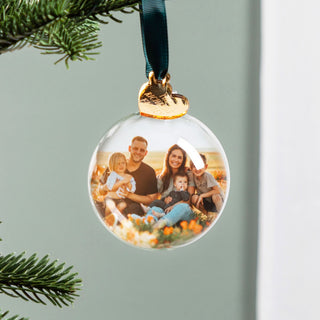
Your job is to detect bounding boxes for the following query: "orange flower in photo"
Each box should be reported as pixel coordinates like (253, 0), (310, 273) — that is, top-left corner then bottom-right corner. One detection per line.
(105, 214), (115, 227)
(142, 217), (146, 223)
(91, 186), (106, 202)
(91, 189), (98, 200)
(163, 226), (173, 235)
(193, 224), (203, 234)
(150, 238), (159, 245)
(188, 220), (196, 230)
(128, 214), (133, 221)
(135, 218), (141, 225)
(127, 230), (135, 241)
(180, 221), (188, 230)
(147, 215), (154, 223)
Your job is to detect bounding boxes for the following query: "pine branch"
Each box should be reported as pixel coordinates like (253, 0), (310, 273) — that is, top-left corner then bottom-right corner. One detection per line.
(31, 18), (102, 67)
(0, 252), (82, 308)
(0, 0), (140, 67)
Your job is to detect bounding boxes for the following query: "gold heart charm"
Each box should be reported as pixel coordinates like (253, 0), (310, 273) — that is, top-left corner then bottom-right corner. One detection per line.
(138, 72), (189, 119)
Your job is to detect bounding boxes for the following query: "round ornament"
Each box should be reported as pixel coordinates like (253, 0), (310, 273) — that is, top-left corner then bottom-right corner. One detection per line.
(88, 112), (230, 249)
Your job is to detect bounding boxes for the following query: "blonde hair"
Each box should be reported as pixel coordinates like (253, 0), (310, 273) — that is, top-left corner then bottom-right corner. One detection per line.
(108, 152), (127, 171)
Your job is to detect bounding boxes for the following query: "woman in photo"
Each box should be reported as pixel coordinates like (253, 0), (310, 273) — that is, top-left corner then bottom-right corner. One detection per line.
(153, 144), (195, 228)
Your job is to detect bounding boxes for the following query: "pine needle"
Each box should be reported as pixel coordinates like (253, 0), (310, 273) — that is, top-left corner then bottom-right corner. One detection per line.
(0, 309), (29, 320)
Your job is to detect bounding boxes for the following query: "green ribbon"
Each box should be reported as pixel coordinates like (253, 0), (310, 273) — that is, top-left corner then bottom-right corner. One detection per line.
(139, 0), (169, 80)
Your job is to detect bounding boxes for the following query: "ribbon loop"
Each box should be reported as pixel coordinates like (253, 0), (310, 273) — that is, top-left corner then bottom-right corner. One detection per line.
(139, 0), (169, 80)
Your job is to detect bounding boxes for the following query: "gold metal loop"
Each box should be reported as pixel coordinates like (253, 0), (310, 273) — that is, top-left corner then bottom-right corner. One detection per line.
(148, 71), (170, 87)
(138, 73), (189, 120)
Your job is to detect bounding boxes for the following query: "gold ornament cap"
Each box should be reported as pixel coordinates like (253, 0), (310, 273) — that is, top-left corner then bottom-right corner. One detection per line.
(138, 72), (189, 119)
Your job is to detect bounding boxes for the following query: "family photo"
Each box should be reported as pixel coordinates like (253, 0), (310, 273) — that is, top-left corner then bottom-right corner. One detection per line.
(90, 131), (228, 249)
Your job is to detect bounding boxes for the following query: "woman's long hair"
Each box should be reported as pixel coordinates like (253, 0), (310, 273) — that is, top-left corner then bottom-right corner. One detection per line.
(159, 144), (187, 193)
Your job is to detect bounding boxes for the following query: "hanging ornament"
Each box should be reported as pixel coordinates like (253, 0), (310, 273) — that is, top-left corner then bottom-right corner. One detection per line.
(88, 0), (230, 250)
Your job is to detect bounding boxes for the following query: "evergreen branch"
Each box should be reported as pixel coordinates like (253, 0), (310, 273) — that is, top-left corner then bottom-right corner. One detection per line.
(31, 19), (102, 68)
(0, 309), (28, 320)
(0, 252), (82, 307)
(0, 0), (140, 66)
(0, 0), (69, 52)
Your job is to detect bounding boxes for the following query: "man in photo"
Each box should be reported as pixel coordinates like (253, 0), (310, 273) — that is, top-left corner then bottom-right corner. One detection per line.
(118, 136), (158, 217)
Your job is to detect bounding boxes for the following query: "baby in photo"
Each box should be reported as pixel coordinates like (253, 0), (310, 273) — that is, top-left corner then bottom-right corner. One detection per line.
(132, 172), (190, 223)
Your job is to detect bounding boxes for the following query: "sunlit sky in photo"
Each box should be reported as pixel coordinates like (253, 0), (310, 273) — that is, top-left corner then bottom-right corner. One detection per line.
(98, 114), (224, 153)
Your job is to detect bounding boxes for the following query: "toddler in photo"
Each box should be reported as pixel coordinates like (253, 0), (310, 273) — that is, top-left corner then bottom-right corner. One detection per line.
(131, 172), (191, 224)
(189, 154), (224, 213)
(104, 152), (136, 213)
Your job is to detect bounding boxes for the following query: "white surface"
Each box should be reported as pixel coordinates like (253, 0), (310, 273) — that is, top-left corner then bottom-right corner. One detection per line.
(258, 1), (320, 319)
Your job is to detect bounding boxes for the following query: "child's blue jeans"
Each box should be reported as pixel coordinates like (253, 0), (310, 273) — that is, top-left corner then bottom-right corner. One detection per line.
(131, 203), (194, 226)
(159, 203), (194, 226)
(131, 206), (163, 223)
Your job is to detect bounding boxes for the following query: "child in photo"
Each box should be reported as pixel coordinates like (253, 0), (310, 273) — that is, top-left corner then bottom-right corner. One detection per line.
(104, 152), (136, 213)
(131, 172), (191, 223)
(189, 154), (224, 213)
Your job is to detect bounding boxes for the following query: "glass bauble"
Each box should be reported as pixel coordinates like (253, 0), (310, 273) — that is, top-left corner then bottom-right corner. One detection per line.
(88, 113), (230, 250)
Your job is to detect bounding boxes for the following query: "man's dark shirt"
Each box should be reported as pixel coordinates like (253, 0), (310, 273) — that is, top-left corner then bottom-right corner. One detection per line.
(126, 162), (158, 196)
(122, 162), (157, 216)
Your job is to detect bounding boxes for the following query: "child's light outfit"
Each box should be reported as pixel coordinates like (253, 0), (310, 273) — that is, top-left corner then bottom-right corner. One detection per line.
(190, 172), (224, 212)
(106, 171), (136, 198)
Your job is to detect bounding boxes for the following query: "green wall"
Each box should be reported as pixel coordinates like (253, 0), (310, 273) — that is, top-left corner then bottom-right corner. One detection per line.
(0, 1), (260, 319)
